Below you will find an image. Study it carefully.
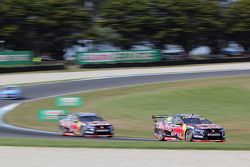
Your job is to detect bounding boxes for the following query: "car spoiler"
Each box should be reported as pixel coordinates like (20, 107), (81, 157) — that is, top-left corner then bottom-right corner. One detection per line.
(152, 115), (168, 122)
(58, 114), (68, 120)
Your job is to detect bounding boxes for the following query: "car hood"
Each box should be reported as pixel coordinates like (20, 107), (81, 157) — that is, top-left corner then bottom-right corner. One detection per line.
(192, 124), (222, 130)
(86, 121), (111, 126)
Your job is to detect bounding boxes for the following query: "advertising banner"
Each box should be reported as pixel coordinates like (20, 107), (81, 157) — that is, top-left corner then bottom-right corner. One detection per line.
(77, 50), (161, 64)
(0, 51), (33, 65)
(37, 109), (69, 122)
(55, 97), (83, 107)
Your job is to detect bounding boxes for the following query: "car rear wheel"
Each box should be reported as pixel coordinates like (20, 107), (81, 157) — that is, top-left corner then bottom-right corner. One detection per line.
(157, 130), (165, 141)
(59, 126), (68, 136)
(185, 129), (193, 142)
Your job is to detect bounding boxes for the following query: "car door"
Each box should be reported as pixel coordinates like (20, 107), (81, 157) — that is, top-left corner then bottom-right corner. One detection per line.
(60, 114), (72, 129)
(172, 116), (185, 138)
(162, 116), (174, 137)
(70, 115), (79, 133)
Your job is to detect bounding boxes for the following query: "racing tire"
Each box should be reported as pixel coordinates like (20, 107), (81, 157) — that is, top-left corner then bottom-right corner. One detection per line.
(59, 126), (68, 136)
(157, 130), (165, 141)
(185, 129), (193, 142)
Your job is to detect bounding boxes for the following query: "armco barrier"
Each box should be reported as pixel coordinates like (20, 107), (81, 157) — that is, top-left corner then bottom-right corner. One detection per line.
(0, 64), (65, 73)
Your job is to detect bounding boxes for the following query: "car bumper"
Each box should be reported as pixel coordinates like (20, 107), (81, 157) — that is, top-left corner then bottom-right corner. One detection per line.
(163, 137), (181, 141)
(85, 131), (114, 136)
(193, 135), (225, 142)
(85, 134), (113, 138)
(192, 139), (225, 142)
(161, 137), (225, 142)
(63, 132), (113, 138)
(0, 95), (21, 99)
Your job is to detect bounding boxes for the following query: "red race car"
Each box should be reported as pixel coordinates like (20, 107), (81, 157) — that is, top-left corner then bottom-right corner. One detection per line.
(152, 114), (225, 142)
(59, 112), (114, 137)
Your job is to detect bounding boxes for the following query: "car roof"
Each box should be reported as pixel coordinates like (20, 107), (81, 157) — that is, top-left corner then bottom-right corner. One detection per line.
(75, 112), (98, 117)
(173, 114), (201, 118)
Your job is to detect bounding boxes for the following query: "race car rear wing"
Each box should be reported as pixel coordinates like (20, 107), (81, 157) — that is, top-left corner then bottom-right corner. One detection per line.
(58, 114), (69, 120)
(152, 115), (168, 122)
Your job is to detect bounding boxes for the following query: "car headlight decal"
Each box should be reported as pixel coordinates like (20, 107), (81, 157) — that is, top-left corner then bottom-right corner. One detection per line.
(194, 129), (205, 135)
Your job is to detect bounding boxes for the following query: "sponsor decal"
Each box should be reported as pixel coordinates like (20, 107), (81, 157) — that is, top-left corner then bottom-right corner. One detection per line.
(195, 124), (221, 130)
(207, 133), (221, 136)
(96, 129), (109, 132)
(193, 135), (204, 138)
(163, 125), (172, 131)
(0, 51), (33, 65)
(77, 50), (161, 64)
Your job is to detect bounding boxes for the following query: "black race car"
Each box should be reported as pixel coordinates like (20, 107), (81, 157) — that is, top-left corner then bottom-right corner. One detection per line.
(59, 112), (114, 137)
(152, 114), (225, 142)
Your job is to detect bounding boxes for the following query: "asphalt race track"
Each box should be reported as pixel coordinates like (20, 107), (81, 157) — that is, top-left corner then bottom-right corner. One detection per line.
(1, 70), (250, 141)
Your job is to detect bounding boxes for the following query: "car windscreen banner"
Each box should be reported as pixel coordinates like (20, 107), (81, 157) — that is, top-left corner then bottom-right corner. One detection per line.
(0, 51), (33, 65)
(77, 50), (161, 64)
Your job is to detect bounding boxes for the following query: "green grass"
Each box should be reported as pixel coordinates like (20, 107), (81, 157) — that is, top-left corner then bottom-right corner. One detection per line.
(0, 138), (250, 150)
(4, 76), (250, 149)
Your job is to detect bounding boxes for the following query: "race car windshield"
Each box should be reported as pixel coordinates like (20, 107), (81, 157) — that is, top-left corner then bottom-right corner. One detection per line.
(183, 118), (211, 124)
(79, 116), (104, 122)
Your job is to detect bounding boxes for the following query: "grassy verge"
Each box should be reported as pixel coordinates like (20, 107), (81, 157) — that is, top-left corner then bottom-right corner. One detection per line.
(4, 76), (250, 149)
(0, 138), (250, 150)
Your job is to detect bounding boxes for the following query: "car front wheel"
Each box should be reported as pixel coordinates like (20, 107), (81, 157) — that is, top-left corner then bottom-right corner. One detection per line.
(157, 129), (165, 141)
(185, 129), (193, 142)
(79, 126), (86, 137)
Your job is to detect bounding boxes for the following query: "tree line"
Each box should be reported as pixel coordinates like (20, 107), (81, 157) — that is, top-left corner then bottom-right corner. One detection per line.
(0, 0), (250, 58)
